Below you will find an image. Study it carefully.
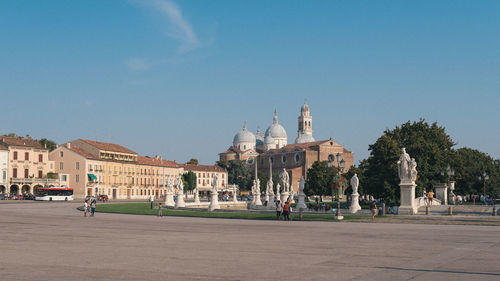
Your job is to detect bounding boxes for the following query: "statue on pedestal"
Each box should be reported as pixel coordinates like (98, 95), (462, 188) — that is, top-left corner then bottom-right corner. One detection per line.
(349, 173), (361, 213)
(164, 178), (175, 207)
(397, 148), (418, 215)
(208, 174), (220, 211)
(175, 175), (185, 208)
(193, 187), (200, 204)
(280, 168), (290, 202)
(398, 148), (418, 184)
(296, 176), (307, 210)
(253, 178), (262, 206)
(232, 185), (238, 203)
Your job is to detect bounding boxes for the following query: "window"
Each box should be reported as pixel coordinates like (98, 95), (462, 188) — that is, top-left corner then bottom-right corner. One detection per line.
(24, 169), (29, 178)
(76, 162), (80, 170)
(76, 174), (79, 182)
(328, 154), (334, 163)
(60, 151), (64, 157)
(3, 170), (6, 180)
(39, 154), (43, 162)
(62, 175), (67, 182)
(38, 170), (42, 178)
(281, 155), (287, 164)
(13, 168), (17, 178)
(60, 162), (64, 170)
(295, 154), (300, 163)
(13, 151), (17, 160)
(25, 152), (29, 161)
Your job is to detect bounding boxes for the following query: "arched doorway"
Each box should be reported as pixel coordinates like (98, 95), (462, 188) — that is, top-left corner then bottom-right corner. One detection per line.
(10, 185), (19, 195)
(0, 185), (6, 193)
(22, 185), (31, 194)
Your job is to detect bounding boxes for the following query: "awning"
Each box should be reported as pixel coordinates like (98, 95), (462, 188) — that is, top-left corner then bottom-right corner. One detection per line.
(88, 174), (97, 180)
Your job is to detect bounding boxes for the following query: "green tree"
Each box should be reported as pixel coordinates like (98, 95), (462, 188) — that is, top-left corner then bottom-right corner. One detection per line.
(226, 160), (252, 190)
(363, 119), (455, 200)
(452, 148), (500, 196)
(38, 138), (57, 152)
(1, 133), (19, 137)
(187, 158), (199, 165)
(182, 171), (197, 191)
(304, 161), (338, 198)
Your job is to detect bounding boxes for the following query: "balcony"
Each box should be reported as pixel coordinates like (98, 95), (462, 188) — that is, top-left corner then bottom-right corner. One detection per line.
(10, 178), (60, 186)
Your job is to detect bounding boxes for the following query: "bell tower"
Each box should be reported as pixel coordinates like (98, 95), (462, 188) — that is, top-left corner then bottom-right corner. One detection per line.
(298, 100), (312, 135)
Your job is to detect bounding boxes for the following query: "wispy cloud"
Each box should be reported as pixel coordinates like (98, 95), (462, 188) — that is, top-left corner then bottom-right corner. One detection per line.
(126, 58), (152, 72)
(135, 0), (200, 53)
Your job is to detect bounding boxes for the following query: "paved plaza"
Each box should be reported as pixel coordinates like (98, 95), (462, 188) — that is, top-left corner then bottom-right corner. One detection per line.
(1, 202), (499, 281)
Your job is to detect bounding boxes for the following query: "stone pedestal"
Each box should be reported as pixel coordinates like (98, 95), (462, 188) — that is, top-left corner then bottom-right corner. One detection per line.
(349, 193), (361, 214)
(288, 191), (295, 203)
(175, 193), (185, 208)
(399, 183), (417, 215)
(435, 184), (448, 205)
(267, 193), (275, 209)
(164, 192), (175, 207)
(194, 189), (200, 204)
(296, 191), (307, 210)
(281, 192), (289, 203)
(208, 191), (220, 211)
(254, 192), (262, 206)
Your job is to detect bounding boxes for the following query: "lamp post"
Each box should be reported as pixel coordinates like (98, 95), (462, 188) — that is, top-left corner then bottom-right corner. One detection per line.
(479, 172), (489, 197)
(335, 153), (345, 220)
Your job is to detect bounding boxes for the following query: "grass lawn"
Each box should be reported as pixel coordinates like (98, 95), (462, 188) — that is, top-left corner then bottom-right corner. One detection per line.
(78, 203), (369, 222)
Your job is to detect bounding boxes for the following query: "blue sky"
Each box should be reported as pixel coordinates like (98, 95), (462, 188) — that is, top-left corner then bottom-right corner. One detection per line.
(1, 0), (499, 164)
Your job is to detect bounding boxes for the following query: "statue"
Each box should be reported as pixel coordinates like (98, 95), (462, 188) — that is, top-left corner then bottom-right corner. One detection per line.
(280, 168), (290, 192)
(349, 174), (361, 213)
(208, 174), (220, 211)
(350, 173), (359, 195)
(164, 178), (175, 207)
(296, 176), (307, 210)
(175, 175), (185, 208)
(397, 148), (414, 183)
(410, 158), (418, 182)
(276, 183), (281, 199)
(253, 178), (262, 206)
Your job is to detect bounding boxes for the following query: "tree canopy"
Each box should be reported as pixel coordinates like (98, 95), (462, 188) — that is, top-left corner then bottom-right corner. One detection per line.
(182, 171), (197, 191)
(186, 158), (199, 165)
(304, 161), (338, 198)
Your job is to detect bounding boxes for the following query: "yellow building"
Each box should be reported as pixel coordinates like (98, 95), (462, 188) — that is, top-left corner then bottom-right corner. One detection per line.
(49, 139), (183, 200)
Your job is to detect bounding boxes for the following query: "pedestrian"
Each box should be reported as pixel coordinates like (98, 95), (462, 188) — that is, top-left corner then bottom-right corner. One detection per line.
(90, 199), (96, 216)
(428, 189), (434, 206)
(370, 200), (377, 221)
(283, 200), (291, 221)
(158, 203), (163, 217)
(84, 200), (88, 217)
(276, 200), (283, 220)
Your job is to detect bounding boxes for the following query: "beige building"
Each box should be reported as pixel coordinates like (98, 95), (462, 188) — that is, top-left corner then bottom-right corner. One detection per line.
(49, 139), (184, 200)
(0, 136), (58, 195)
(183, 164), (228, 194)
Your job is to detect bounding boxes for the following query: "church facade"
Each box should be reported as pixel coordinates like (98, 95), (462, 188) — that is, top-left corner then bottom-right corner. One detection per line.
(219, 102), (354, 193)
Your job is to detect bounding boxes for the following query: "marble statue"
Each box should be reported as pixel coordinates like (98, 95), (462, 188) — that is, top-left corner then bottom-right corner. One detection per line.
(397, 148), (418, 214)
(254, 178), (262, 206)
(164, 178), (175, 207)
(208, 173), (220, 211)
(397, 148), (416, 184)
(232, 185), (238, 203)
(349, 173), (361, 213)
(175, 175), (185, 208)
(296, 176), (307, 210)
(276, 183), (281, 200)
(193, 187), (200, 204)
(280, 168), (290, 202)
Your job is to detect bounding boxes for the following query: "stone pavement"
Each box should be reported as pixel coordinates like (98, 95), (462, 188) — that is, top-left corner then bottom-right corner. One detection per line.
(0, 202), (499, 281)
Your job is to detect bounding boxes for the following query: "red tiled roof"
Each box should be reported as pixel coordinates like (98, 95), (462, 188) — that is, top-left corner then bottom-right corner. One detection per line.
(183, 164), (227, 173)
(67, 145), (99, 160)
(219, 146), (242, 155)
(78, 139), (137, 154)
(0, 144), (7, 150)
(268, 140), (331, 153)
(0, 136), (45, 149)
(138, 156), (180, 168)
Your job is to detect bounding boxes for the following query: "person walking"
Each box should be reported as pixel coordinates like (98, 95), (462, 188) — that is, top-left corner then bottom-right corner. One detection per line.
(83, 200), (88, 217)
(427, 189), (434, 206)
(158, 203), (163, 217)
(276, 200), (283, 220)
(283, 200), (291, 221)
(370, 200), (377, 221)
(90, 199), (96, 217)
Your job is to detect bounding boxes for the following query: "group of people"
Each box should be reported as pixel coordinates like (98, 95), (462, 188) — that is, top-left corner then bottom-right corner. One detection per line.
(275, 200), (292, 221)
(83, 199), (96, 217)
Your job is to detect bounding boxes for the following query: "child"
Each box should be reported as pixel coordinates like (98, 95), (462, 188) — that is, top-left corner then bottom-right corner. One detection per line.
(370, 200), (377, 221)
(83, 200), (88, 217)
(276, 200), (283, 220)
(158, 203), (163, 217)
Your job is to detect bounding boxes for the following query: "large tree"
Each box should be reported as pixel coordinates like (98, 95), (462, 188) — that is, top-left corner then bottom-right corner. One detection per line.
(182, 171), (197, 191)
(38, 138), (57, 152)
(304, 161), (338, 198)
(363, 119), (455, 200)
(225, 159), (252, 190)
(186, 158), (199, 165)
(452, 148), (500, 196)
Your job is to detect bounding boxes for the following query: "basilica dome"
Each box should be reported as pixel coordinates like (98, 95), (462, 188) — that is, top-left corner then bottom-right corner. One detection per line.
(265, 111), (287, 139)
(233, 124), (256, 150)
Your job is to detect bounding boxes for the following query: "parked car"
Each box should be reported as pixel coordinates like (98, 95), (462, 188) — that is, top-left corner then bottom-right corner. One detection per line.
(97, 194), (109, 202)
(23, 193), (35, 200)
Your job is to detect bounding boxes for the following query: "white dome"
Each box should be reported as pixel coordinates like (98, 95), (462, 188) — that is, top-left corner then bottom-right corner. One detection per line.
(265, 110), (287, 139)
(295, 133), (315, 144)
(233, 125), (256, 145)
(264, 135), (275, 144)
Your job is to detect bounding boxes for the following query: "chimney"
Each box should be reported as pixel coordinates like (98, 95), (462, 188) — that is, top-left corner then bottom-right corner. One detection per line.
(67, 142), (71, 149)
